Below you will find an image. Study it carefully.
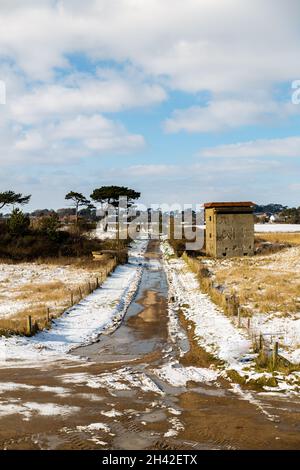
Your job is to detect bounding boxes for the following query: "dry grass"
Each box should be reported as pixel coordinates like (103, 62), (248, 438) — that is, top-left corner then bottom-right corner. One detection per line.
(14, 280), (69, 302)
(214, 265), (300, 314)
(182, 244), (300, 317)
(196, 244), (300, 317)
(255, 232), (300, 245)
(0, 256), (118, 336)
(182, 254), (239, 316)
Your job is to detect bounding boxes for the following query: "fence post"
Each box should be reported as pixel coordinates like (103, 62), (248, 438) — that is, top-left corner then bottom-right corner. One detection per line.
(259, 333), (263, 351)
(46, 307), (50, 323)
(272, 341), (279, 369)
(238, 307), (241, 327)
(96, 277), (99, 288)
(27, 315), (32, 335)
(79, 287), (82, 299)
(88, 281), (92, 293)
(70, 292), (74, 306)
(247, 317), (251, 330)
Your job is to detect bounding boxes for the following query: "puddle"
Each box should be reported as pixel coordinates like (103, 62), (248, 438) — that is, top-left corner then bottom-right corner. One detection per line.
(74, 242), (169, 363)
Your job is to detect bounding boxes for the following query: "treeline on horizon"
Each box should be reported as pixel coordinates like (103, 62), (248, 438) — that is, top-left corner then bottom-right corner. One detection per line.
(0, 186), (140, 261)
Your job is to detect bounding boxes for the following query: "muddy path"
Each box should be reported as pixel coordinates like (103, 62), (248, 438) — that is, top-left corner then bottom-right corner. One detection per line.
(0, 240), (299, 450)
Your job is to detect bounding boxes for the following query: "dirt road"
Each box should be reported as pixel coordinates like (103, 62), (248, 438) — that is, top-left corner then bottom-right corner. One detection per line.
(0, 240), (299, 449)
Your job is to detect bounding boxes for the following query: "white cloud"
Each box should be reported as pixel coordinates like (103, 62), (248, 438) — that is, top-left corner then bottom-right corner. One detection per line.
(125, 164), (178, 177)
(0, 1), (300, 91)
(0, 65), (146, 164)
(10, 69), (167, 124)
(1, 114), (145, 165)
(199, 136), (300, 158)
(0, 1), (299, 207)
(289, 183), (300, 192)
(163, 99), (296, 133)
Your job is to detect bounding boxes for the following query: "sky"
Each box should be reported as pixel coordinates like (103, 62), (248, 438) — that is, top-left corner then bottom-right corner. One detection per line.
(0, 0), (300, 211)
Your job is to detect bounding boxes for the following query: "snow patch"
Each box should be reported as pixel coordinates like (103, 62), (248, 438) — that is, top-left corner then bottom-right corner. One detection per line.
(161, 241), (251, 366)
(77, 422), (110, 433)
(60, 367), (164, 395)
(0, 239), (148, 364)
(153, 361), (218, 387)
(255, 224), (300, 233)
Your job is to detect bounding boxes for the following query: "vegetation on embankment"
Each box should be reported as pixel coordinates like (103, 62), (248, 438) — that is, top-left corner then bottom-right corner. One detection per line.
(0, 214), (99, 261)
(0, 254), (118, 337)
(166, 234), (300, 383)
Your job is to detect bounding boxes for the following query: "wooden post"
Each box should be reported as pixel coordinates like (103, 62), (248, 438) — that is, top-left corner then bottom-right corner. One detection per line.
(272, 341), (279, 369)
(259, 333), (263, 351)
(247, 317), (251, 330)
(237, 307), (241, 327)
(27, 315), (32, 335)
(88, 281), (92, 293)
(70, 292), (74, 306)
(46, 307), (50, 322)
(79, 287), (82, 299)
(96, 277), (99, 288)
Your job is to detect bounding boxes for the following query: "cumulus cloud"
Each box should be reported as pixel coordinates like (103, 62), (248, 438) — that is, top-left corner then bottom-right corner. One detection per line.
(0, 65), (147, 164)
(199, 136), (300, 158)
(10, 69), (167, 124)
(1, 113), (145, 165)
(0, 1), (300, 90)
(163, 98), (296, 133)
(0, 1), (299, 205)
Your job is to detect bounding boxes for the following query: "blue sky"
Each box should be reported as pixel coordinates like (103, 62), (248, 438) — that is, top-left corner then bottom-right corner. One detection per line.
(0, 0), (300, 211)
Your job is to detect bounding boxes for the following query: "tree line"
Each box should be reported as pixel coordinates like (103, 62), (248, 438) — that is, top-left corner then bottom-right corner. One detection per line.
(0, 185), (141, 219)
(0, 185), (140, 260)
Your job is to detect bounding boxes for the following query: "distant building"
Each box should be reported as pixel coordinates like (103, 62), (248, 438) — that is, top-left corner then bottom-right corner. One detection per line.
(204, 202), (255, 258)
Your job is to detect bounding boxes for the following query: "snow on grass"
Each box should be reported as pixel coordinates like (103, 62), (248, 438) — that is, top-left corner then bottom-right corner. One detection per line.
(203, 245), (300, 364)
(255, 224), (300, 233)
(0, 239), (148, 364)
(161, 241), (300, 399)
(249, 313), (300, 364)
(153, 361), (218, 387)
(0, 262), (104, 319)
(161, 241), (251, 366)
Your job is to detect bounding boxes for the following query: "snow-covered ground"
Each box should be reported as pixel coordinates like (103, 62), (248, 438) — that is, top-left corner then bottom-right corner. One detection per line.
(255, 223), (300, 232)
(160, 242), (251, 366)
(0, 262), (104, 319)
(203, 246), (300, 364)
(160, 241), (300, 395)
(0, 239), (148, 364)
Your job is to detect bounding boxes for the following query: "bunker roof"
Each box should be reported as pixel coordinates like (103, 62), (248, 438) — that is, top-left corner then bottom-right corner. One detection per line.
(204, 201), (255, 209)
